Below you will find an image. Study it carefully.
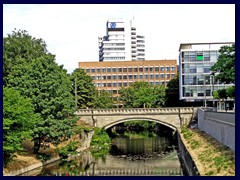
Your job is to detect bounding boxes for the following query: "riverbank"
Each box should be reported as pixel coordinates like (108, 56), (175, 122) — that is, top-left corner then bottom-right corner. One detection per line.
(3, 121), (94, 176)
(179, 126), (235, 176)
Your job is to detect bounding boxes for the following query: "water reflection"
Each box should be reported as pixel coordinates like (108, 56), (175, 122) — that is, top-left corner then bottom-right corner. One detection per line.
(20, 135), (182, 176)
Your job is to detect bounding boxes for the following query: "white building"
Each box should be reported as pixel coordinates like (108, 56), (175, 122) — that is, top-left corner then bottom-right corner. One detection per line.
(178, 42), (234, 106)
(98, 18), (145, 62)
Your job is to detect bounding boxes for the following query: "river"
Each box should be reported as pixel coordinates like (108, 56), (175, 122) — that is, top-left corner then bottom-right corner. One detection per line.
(19, 133), (182, 176)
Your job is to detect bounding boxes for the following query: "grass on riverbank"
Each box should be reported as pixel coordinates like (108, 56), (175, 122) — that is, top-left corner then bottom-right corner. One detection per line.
(180, 126), (235, 176)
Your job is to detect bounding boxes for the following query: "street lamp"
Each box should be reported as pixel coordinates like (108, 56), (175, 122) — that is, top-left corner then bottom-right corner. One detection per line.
(203, 75), (206, 107)
(211, 71), (216, 108)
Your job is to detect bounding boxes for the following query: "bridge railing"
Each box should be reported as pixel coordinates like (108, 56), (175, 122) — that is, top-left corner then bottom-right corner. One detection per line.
(74, 107), (196, 116)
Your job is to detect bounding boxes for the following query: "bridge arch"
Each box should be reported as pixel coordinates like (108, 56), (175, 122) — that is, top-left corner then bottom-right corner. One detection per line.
(103, 117), (177, 131)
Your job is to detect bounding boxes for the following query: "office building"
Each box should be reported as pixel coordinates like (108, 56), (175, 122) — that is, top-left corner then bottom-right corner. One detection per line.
(179, 42), (234, 105)
(79, 60), (177, 105)
(98, 18), (145, 62)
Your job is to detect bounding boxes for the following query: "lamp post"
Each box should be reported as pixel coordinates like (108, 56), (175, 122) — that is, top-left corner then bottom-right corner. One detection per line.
(204, 75), (206, 107)
(211, 71), (216, 108)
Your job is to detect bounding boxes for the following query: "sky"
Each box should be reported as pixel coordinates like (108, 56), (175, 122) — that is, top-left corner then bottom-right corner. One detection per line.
(3, 4), (235, 73)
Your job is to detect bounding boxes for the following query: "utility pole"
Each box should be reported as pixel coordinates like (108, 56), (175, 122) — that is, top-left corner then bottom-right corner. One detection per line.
(204, 75), (207, 108)
(75, 78), (77, 110)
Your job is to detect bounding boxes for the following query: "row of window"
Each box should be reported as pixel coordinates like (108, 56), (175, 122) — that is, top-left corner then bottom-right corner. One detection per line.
(103, 57), (125, 60)
(96, 81), (168, 88)
(103, 48), (125, 51)
(85, 66), (176, 73)
(92, 74), (175, 80)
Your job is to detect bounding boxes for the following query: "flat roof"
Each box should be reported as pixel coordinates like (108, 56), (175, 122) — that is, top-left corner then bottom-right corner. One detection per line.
(179, 42), (234, 51)
(79, 59), (177, 68)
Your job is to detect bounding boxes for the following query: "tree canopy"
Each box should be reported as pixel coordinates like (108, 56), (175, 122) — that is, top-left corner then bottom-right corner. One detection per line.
(3, 87), (40, 166)
(4, 29), (77, 154)
(119, 81), (166, 108)
(70, 68), (96, 109)
(211, 44), (235, 84)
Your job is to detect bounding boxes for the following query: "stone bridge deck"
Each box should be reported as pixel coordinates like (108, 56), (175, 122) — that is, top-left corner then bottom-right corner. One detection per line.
(74, 107), (197, 130)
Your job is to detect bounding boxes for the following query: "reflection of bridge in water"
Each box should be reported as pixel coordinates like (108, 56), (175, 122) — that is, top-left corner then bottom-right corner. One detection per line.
(53, 152), (182, 176)
(54, 168), (181, 176)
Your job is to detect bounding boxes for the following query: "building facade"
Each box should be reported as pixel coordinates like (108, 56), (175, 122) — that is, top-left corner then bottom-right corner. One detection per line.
(98, 18), (145, 62)
(179, 42), (234, 105)
(79, 60), (177, 105)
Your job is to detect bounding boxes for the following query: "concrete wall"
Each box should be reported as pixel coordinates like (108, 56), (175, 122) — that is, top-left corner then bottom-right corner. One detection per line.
(177, 133), (200, 176)
(198, 108), (235, 150)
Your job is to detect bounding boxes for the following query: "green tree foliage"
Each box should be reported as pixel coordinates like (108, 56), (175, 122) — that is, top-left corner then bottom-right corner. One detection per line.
(94, 90), (113, 109)
(119, 81), (166, 108)
(3, 29), (48, 86)
(211, 44), (235, 84)
(226, 86), (235, 99)
(165, 75), (182, 107)
(4, 30), (77, 153)
(70, 68), (96, 109)
(3, 87), (40, 166)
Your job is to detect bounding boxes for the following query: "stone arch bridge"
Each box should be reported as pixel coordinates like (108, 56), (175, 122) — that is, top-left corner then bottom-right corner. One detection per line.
(74, 107), (197, 130)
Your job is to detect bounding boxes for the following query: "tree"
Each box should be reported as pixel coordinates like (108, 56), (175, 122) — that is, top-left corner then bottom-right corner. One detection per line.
(3, 87), (40, 166)
(70, 68), (96, 109)
(119, 81), (166, 108)
(226, 86), (235, 99)
(211, 44), (235, 84)
(3, 29), (48, 86)
(94, 90), (113, 109)
(4, 30), (77, 153)
(165, 75), (182, 107)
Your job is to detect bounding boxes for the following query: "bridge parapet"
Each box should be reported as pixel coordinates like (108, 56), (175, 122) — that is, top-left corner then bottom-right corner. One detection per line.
(75, 107), (195, 116)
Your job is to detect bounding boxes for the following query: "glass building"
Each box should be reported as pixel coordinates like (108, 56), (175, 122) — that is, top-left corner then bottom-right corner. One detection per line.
(179, 42), (234, 105)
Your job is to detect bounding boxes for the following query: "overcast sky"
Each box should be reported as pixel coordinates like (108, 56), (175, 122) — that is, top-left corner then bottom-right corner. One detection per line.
(3, 4), (235, 73)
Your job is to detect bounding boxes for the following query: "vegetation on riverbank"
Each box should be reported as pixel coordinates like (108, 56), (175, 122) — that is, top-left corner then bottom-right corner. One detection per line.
(180, 126), (235, 176)
(90, 128), (111, 159)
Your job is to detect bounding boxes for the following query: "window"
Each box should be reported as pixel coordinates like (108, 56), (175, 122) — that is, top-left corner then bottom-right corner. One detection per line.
(97, 69), (101, 73)
(118, 82), (122, 87)
(91, 69), (95, 73)
(113, 75), (117, 80)
(166, 67), (170, 71)
(155, 67), (159, 71)
(196, 52), (203, 61)
(160, 67), (164, 71)
(123, 68), (127, 72)
(118, 68), (122, 72)
(102, 68), (106, 73)
(107, 68), (111, 73)
(102, 76), (106, 80)
(139, 68), (143, 72)
(144, 67), (149, 72)
(134, 68), (138, 72)
(171, 67), (175, 71)
(107, 76), (111, 80)
(112, 68), (117, 72)
(113, 83), (117, 87)
(144, 75), (148, 79)
(123, 82), (128, 86)
(171, 74), (175, 78)
(128, 68), (132, 72)
(134, 75), (138, 79)
(150, 74), (154, 79)
(128, 75), (133, 79)
(107, 83), (111, 87)
(155, 74), (159, 79)
(166, 74), (170, 78)
(149, 67), (153, 71)
(118, 75), (122, 80)
(123, 75), (127, 79)
(160, 74), (165, 78)
(86, 69), (90, 73)
(91, 76), (95, 80)
(139, 75), (143, 79)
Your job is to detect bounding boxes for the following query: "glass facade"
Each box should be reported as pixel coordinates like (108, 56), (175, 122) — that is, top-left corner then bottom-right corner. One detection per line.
(179, 43), (234, 102)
